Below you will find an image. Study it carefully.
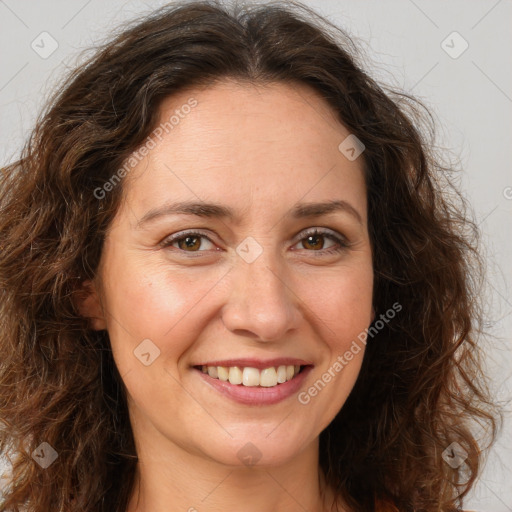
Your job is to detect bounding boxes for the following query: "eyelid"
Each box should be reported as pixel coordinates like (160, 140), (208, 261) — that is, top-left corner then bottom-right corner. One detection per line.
(293, 227), (350, 253)
(296, 227), (347, 243)
(159, 229), (214, 249)
(160, 227), (350, 254)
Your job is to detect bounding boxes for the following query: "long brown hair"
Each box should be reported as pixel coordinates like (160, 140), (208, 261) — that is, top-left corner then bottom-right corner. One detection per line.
(0, 1), (500, 510)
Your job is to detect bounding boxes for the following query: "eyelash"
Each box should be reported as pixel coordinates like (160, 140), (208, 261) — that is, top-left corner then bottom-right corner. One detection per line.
(160, 228), (350, 256)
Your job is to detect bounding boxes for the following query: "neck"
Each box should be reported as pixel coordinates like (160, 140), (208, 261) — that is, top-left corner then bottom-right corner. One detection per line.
(125, 412), (342, 512)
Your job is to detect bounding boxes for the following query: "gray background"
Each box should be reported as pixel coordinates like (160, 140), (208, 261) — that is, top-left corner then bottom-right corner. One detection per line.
(1, 1), (510, 510)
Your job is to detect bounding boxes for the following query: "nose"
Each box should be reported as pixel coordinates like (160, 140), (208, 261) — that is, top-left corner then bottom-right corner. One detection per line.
(220, 252), (302, 342)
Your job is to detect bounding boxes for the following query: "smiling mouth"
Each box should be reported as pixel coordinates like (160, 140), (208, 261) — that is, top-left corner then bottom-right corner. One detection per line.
(193, 364), (308, 388)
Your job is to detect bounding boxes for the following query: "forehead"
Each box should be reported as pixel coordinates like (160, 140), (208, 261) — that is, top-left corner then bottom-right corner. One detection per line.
(121, 79), (367, 223)
(154, 79), (349, 158)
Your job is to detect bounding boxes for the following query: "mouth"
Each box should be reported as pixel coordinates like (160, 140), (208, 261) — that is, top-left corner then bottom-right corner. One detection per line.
(192, 363), (311, 388)
(192, 362), (314, 406)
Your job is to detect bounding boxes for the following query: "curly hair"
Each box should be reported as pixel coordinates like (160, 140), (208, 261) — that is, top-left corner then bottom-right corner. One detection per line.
(0, 1), (501, 510)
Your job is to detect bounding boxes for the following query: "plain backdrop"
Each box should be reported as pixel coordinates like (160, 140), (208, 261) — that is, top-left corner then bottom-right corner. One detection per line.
(1, 1), (511, 510)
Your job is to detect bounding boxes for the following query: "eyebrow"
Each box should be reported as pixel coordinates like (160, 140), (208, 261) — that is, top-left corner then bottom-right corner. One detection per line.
(136, 199), (363, 228)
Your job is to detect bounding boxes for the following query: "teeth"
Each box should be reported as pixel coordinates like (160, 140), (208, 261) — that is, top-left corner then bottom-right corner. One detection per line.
(242, 367), (260, 386)
(277, 365), (287, 383)
(217, 366), (229, 381)
(228, 366), (243, 385)
(200, 364), (301, 387)
(260, 367), (278, 387)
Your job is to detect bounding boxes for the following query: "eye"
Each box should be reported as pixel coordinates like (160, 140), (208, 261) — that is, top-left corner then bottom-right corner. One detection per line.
(160, 228), (350, 255)
(160, 231), (215, 252)
(292, 228), (349, 255)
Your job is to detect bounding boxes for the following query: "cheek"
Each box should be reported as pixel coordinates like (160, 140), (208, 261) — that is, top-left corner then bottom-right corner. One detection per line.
(302, 263), (373, 343)
(101, 253), (222, 371)
(293, 270), (371, 427)
(298, 263), (372, 396)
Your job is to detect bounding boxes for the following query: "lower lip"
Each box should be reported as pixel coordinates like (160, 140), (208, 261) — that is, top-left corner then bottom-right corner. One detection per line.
(194, 366), (313, 405)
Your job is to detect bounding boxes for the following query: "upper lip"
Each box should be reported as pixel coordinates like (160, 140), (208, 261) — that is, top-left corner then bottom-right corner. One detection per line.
(193, 358), (313, 370)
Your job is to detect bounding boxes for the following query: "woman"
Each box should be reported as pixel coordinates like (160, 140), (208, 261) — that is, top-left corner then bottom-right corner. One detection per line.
(0, 1), (500, 511)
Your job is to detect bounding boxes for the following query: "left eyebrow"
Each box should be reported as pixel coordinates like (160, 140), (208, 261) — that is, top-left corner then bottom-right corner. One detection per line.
(135, 198), (363, 229)
(290, 200), (363, 225)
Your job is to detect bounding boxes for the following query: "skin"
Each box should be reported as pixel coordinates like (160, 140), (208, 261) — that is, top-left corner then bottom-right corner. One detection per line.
(80, 79), (374, 512)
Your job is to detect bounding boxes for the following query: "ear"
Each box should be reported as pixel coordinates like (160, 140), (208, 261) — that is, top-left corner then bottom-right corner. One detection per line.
(74, 279), (107, 331)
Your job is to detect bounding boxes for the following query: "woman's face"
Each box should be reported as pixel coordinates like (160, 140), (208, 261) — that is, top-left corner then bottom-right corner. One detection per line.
(85, 80), (373, 467)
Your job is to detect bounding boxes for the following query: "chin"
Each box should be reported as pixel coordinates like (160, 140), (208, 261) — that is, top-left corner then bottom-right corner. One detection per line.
(198, 431), (311, 469)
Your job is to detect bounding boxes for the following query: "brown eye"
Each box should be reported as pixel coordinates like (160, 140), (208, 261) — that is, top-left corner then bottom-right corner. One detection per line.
(302, 233), (328, 250)
(177, 235), (202, 251)
(161, 231), (215, 252)
(293, 228), (348, 255)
